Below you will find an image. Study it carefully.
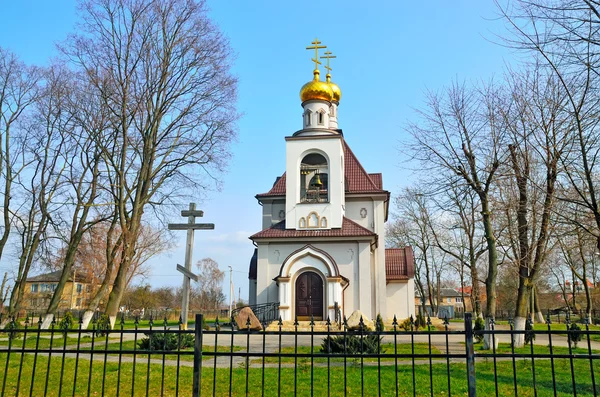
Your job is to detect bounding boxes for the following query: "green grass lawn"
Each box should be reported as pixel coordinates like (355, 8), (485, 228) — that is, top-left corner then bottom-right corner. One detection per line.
(78, 340), (245, 362)
(474, 342), (600, 356)
(0, 350), (598, 396)
(252, 343), (442, 365)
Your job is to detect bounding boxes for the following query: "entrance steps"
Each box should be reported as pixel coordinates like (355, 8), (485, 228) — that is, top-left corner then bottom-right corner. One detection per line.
(265, 320), (342, 332)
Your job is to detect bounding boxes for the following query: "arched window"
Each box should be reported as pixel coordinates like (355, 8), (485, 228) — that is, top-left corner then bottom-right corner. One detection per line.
(299, 217), (306, 228)
(307, 212), (319, 228)
(320, 217), (328, 228)
(300, 153), (328, 203)
(304, 109), (312, 127)
(317, 109), (325, 125)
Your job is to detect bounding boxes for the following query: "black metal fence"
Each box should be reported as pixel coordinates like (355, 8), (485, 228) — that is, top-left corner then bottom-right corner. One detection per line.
(0, 312), (599, 396)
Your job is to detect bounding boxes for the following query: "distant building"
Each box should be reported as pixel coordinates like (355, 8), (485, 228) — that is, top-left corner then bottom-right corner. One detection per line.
(23, 270), (95, 312)
(415, 288), (471, 318)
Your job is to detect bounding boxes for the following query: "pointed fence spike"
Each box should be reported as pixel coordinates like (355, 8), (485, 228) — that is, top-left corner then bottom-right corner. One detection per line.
(310, 315), (315, 327)
(326, 316), (331, 326)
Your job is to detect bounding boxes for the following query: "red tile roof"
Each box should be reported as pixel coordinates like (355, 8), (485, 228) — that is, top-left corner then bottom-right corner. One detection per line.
(385, 247), (415, 281)
(256, 141), (385, 198)
(250, 217), (376, 240)
(343, 142), (381, 193)
(369, 173), (383, 190)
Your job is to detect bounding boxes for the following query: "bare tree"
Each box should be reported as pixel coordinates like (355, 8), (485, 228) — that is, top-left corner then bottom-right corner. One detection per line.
(0, 272), (9, 313)
(388, 188), (443, 316)
(430, 184), (486, 318)
(500, 1), (600, 253)
(493, 67), (568, 346)
(61, 0), (239, 326)
(0, 48), (41, 263)
(192, 258), (225, 314)
(5, 70), (69, 319)
(407, 81), (506, 348)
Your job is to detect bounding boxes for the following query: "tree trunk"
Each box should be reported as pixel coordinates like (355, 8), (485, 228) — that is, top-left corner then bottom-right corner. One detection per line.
(470, 263), (482, 317)
(481, 198), (498, 350)
(533, 286), (545, 324)
(513, 280), (531, 347)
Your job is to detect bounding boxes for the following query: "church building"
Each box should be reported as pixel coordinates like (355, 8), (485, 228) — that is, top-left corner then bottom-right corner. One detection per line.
(248, 41), (415, 322)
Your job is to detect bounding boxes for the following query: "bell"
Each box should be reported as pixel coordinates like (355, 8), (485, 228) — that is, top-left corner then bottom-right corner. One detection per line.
(313, 173), (323, 188)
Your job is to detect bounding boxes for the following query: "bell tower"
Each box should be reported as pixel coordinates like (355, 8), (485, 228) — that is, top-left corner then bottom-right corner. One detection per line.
(285, 39), (345, 230)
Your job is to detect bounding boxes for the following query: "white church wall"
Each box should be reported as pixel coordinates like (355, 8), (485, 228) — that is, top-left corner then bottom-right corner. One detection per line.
(254, 241), (382, 320)
(272, 201), (286, 225)
(345, 199), (375, 231)
(261, 201), (273, 230)
(373, 199), (388, 320)
(386, 279), (415, 320)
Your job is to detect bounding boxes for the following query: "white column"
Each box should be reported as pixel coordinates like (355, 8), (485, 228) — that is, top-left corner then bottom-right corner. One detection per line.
(358, 242), (373, 319)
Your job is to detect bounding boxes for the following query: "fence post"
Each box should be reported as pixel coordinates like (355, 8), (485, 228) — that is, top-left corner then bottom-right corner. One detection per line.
(464, 313), (476, 397)
(193, 313), (203, 397)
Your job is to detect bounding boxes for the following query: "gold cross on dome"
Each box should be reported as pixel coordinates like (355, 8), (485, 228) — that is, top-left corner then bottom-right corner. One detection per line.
(306, 38), (326, 70)
(320, 51), (337, 73)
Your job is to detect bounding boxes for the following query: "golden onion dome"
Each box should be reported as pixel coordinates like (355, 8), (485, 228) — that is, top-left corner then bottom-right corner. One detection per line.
(326, 73), (342, 103)
(300, 70), (333, 103)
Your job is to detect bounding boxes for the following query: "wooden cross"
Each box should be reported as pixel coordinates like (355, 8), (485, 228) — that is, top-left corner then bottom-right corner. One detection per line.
(320, 51), (336, 73)
(168, 203), (215, 330)
(306, 38), (326, 70)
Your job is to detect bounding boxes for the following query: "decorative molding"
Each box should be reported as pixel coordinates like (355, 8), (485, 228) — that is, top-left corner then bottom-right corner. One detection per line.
(360, 208), (367, 218)
(273, 250), (280, 261)
(348, 248), (354, 261)
(278, 210), (285, 219)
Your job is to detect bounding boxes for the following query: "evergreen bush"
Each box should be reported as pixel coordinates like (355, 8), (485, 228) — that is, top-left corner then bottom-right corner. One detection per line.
(4, 319), (23, 340)
(138, 331), (195, 351)
(320, 334), (383, 355)
(474, 317), (485, 343)
(58, 312), (75, 336)
(95, 314), (111, 336)
(415, 313), (427, 329)
(569, 323), (582, 348)
(375, 313), (384, 332)
(525, 319), (536, 345)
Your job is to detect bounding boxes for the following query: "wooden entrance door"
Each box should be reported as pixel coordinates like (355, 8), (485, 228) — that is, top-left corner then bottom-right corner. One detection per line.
(295, 272), (323, 320)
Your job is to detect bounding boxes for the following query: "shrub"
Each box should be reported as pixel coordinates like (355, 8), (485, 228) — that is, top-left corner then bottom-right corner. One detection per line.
(4, 319), (23, 340)
(58, 312), (75, 336)
(474, 317), (485, 343)
(415, 313), (427, 329)
(569, 323), (582, 348)
(320, 334), (383, 355)
(375, 314), (384, 332)
(525, 319), (536, 345)
(399, 318), (412, 332)
(138, 331), (195, 351)
(95, 314), (111, 336)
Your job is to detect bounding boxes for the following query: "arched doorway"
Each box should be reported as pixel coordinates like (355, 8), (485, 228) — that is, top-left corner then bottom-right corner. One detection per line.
(295, 271), (324, 320)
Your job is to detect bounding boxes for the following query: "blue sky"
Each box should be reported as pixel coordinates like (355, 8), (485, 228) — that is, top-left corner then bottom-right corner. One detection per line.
(0, 1), (516, 303)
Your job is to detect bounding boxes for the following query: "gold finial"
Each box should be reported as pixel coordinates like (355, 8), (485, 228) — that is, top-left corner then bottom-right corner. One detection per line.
(320, 51), (337, 79)
(306, 38), (327, 73)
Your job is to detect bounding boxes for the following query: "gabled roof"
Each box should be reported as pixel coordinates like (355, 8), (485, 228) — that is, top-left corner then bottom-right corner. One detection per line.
(385, 247), (415, 281)
(343, 142), (382, 193)
(26, 270), (89, 283)
(256, 141), (386, 198)
(250, 217), (376, 240)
